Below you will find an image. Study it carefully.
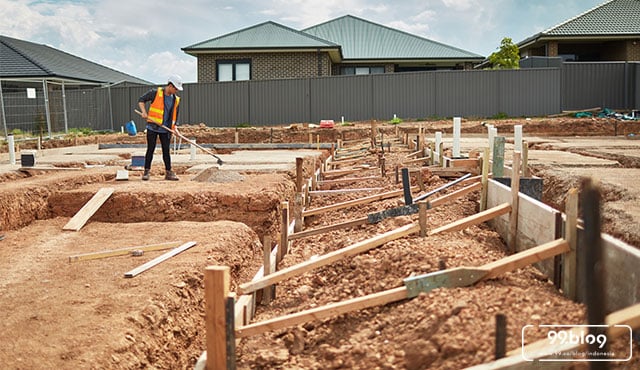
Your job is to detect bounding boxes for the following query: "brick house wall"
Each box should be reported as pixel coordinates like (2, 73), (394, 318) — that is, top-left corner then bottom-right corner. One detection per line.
(197, 52), (332, 83)
(525, 39), (640, 61)
(626, 40), (640, 61)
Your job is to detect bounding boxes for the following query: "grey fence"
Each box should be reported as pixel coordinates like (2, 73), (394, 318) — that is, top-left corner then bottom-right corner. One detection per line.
(2, 62), (639, 137)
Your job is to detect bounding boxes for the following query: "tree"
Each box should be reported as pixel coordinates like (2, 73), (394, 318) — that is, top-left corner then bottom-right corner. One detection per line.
(488, 37), (520, 69)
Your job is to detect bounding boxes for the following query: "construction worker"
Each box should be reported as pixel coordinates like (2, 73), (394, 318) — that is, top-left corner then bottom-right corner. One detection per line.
(137, 74), (183, 181)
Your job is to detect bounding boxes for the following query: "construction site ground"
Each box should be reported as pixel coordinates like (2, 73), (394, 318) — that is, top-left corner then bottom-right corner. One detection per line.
(0, 117), (639, 369)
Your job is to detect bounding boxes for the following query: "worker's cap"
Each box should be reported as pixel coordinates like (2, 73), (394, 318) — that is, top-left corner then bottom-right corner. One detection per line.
(168, 74), (183, 91)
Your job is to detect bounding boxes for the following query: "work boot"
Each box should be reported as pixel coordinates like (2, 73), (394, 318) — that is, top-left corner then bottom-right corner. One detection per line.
(165, 170), (179, 181)
(142, 169), (150, 181)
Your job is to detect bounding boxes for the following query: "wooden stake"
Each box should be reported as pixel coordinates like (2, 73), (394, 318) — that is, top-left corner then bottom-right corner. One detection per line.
(521, 141), (529, 177)
(492, 136), (505, 177)
(416, 169), (425, 192)
(279, 202), (289, 261)
(205, 266), (230, 370)
(562, 188), (578, 301)
(226, 293), (236, 370)
(480, 147), (490, 211)
(419, 201), (428, 237)
(495, 314), (507, 360)
(581, 178), (608, 363)
(294, 193), (303, 233)
(295, 157), (303, 192)
(508, 151), (521, 253)
(262, 236), (273, 304)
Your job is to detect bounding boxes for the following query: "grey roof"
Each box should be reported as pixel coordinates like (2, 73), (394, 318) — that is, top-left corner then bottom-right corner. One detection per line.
(302, 15), (483, 60)
(0, 35), (150, 85)
(183, 21), (340, 52)
(519, 0), (640, 46)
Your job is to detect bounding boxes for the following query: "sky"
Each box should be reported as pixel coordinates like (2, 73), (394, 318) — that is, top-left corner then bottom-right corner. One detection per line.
(1, 0), (607, 84)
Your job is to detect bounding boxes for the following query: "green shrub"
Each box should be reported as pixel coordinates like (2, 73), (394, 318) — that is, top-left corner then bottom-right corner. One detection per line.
(491, 112), (509, 119)
(388, 117), (403, 125)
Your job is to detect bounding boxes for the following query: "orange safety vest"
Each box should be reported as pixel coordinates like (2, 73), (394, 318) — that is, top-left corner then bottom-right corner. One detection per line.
(147, 87), (180, 130)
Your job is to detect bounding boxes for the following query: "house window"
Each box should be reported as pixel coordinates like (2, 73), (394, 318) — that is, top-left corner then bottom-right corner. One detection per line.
(341, 66), (385, 75)
(217, 60), (251, 81)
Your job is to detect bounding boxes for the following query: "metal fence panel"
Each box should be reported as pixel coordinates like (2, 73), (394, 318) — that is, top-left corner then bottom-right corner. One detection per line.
(4, 62), (638, 135)
(1, 81), (48, 136)
(182, 82), (249, 127)
(249, 79), (310, 125)
(65, 88), (99, 131)
(563, 62), (627, 111)
(435, 70), (500, 118)
(499, 68), (561, 117)
(372, 72), (436, 121)
(309, 75), (373, 123)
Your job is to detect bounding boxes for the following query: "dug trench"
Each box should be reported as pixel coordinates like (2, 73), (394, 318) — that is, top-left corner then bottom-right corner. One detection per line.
(0, 120), (638, 369)
(0, 161), (311, 369)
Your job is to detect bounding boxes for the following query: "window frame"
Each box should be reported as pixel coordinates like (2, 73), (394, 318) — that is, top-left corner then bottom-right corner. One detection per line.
(216, 59), (252, 81)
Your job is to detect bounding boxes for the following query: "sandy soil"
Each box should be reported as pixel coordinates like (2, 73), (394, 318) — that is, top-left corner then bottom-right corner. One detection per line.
(0, 118), (638, 369)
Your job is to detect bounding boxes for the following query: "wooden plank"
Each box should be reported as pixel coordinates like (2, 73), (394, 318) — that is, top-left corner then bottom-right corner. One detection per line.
(236, 287), (409, 338)
(123, 241), (197, 278)
(317, 175), (381, 185)
(236, 238), (573, 340)
(429, 168), (476, 177)
(309, 187), (384, 196)
(289, 216), (368, 241)
(303, 187), (414, 217)
(68, 241), (182, 263)
(20, 166), (83, 172)
(321, 168), (369, 178)
(480, 239), (569, 280)
(238, 223), (420, 295)
(63, 188), (114, 231)
(428, 182), (481, 209)
(428, 203), (511, 236)
(402, 156), (430, 165)
(450, 158), (479, 168)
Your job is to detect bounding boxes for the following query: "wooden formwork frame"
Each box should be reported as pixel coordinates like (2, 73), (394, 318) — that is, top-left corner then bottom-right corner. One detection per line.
(196, 128), (640, 369)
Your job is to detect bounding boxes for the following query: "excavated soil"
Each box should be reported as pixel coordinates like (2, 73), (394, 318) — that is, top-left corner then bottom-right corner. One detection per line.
(0, 117), (638, 369)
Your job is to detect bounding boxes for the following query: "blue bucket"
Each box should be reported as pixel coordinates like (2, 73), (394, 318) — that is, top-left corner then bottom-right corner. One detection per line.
(125, 120), (137, 136)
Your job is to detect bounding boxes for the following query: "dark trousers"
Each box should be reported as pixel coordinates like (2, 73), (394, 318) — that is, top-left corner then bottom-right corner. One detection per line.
(144, 130), (172, 171)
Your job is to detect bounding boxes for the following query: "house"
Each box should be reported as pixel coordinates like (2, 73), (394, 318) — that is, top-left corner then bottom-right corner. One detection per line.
(182, 15), (484, 83)
(518, 0), (640, 62)
(0, 34), (149, 136)
(0, 35), (149, 85)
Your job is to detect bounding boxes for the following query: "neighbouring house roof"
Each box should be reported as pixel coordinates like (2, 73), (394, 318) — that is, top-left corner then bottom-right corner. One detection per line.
(0, 35), (150, 85)
(183, 15), (483, 64)
(302, 15), (483, 62)
(519, 0), (640, 48)
(183, 21), (343, 61)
